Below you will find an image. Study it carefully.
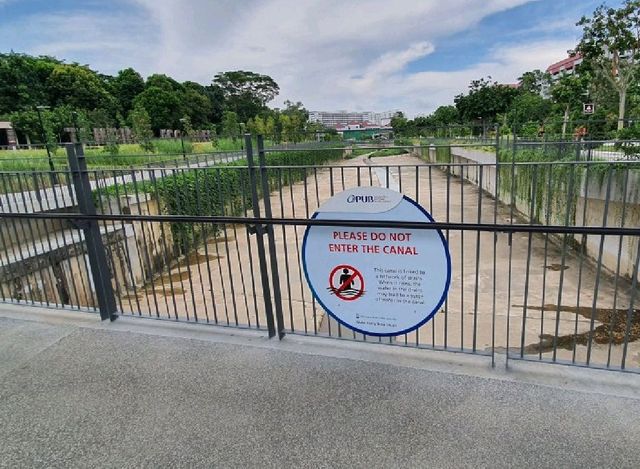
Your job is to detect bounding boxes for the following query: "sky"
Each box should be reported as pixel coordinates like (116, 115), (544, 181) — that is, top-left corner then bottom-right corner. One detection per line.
(0, 0), (624, 117)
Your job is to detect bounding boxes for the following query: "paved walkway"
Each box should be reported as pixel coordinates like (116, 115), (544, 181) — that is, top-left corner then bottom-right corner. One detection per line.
(1, 305), (639, 468)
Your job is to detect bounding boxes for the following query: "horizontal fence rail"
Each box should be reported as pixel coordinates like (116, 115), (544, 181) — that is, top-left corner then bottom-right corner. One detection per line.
(0, 137), (639, 373)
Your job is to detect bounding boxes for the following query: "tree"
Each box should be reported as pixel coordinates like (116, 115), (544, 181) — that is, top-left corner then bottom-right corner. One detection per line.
(221, 110), (240, 140)
(203, 84), (225, 125)
(507, 93), (552, 131)
(577, 1), (640, 130)
(454, 77), (519, 135)
(129, 105), (154, 152)
(46, 64), (116, 113)
(213, 71), (279, 122)
(265, 115), (276, 139)
(279, 100), (308, 141)
(390, 114), (410, 135)
(431, 105), (458, 124)
(550, 74), (590, 137)
(9, 109), (49, 145)
(146, 73), (182, 92)
(0, 53), (60, 114)
(111, 68), (145, 115)
(518, 70), (551, 95)
(181, 84), (212, 128)
(132, 86), (183, 132)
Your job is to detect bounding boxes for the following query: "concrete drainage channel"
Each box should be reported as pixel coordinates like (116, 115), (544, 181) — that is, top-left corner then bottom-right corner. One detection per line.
(1, 142), (640, 373)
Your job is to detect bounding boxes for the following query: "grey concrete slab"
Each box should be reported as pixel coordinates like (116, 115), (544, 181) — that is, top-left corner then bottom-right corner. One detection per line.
(0, 316), (75, 379)
(1, 316), (639, 468)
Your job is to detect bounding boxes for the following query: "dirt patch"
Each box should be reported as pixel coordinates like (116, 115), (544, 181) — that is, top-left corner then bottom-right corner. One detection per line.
(185, 252), (220, 266)
(513, 304), (640, 353)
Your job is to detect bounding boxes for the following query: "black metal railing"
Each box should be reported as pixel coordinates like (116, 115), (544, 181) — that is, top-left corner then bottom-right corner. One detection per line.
(0, 137), (639, 372)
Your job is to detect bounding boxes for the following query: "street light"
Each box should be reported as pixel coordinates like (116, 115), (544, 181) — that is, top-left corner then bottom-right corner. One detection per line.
(71, 111), (81, 143)
(35, 105), (58, 184)
(239, 123), (245, 150)
(179, 118), (187, 160)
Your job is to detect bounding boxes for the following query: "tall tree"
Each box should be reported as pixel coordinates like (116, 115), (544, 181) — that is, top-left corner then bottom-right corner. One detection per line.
(0, 53), (60, 113)
(550, 73), (590, 137)
(46, 64), (116, 112)
(181, 82), (213, 128)
(431, 105), (459, 126)
(577, 0), (640, 130)
(132, 86), (183, 132)
(213, 71), (279, 122)
(221, 110), (240, 140)
(111, 68), (145, 115)
(129, 105), (154, 151)
(454, 77), (519, 135)
(146, 73), (182, 92)
(518, 69), (551, 95)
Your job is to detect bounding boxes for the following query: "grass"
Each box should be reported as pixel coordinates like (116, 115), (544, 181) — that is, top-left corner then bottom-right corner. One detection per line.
(0, 138), (253, 171)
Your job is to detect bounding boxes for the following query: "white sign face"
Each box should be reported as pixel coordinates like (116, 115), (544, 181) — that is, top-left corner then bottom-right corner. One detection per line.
(583, 103), (594, 114)
(301, 187), (451, 336)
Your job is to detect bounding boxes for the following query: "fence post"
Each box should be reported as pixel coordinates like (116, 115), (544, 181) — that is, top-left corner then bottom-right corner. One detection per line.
(257, 135), (286, 339)
(245, 134), (277, 338)
(575, 141), (582, 161)
(66, 143), (118, 321)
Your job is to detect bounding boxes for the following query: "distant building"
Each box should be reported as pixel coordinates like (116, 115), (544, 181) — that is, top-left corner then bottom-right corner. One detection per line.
(546, 53), (583, 79)
(335, 121), (393, 140)
(542, 53), (583, 98)
(310, 110), (400, 128)
(0, 121), (18, 148)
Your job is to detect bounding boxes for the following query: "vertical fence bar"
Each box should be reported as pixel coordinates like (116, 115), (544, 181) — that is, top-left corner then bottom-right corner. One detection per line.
(257, 135), (286, 339)
(245, 135), (277, 338)
(66, 143), (117, 321)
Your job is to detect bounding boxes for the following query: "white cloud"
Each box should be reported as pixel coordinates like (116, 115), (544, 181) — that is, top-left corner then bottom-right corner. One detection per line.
(1, 0), (581, 116)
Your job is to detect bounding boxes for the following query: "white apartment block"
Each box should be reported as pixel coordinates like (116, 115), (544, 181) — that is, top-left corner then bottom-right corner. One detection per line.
(309, 110), (400, 128)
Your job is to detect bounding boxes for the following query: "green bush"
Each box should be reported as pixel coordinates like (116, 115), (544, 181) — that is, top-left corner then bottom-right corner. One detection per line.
(394, 137), (413, 146)
(93, 147), (345, 251)
(370, 148), (409, 157)
(615, 126), (640, 159)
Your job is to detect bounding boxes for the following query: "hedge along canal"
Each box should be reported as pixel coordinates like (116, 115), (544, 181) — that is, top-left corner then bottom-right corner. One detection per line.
(94, 147), (346, 253)
(422, 143), (640, 281)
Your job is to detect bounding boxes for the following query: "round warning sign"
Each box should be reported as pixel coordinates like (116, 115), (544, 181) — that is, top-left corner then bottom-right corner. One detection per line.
(302, 187), (451, 336)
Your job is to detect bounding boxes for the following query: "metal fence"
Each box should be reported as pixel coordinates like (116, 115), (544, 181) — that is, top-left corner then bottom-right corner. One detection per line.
(0, 137), (639, 372)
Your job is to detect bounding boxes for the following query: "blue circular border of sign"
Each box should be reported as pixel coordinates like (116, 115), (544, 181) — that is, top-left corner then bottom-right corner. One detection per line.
(301, 194), (452, 337)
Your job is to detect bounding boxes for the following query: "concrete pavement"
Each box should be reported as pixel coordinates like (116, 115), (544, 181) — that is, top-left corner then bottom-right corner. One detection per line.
(1, 304), (640, 468)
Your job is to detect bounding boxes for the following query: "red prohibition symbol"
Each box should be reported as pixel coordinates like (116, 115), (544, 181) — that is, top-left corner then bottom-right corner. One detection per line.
(328, 264), (365, 301)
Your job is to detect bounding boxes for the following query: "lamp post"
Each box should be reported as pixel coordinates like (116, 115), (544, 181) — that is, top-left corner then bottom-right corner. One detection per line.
(71, 111), (81, 143)
(179, 118), (187, 160)
(239, 122), (245, 150)
(36, 105), (57, 184)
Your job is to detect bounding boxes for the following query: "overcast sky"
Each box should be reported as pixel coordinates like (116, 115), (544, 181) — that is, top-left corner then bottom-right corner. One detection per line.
(0, 0), (622, 116)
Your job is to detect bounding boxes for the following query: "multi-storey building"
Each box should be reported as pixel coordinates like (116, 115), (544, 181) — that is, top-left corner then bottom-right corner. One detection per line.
(309, 110), (400, 128)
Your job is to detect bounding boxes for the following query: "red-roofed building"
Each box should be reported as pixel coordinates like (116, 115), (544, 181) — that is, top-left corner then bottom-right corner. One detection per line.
(546, 53), (583, 78)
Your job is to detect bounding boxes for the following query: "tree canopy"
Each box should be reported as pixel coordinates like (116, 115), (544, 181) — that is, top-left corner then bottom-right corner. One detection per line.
(0, 52), (322, 144)
(577, 0), (640, 130)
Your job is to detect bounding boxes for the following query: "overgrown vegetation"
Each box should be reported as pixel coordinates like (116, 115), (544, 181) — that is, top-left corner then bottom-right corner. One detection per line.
(94, 147), (344, 251)
(369, 148), (409, 157)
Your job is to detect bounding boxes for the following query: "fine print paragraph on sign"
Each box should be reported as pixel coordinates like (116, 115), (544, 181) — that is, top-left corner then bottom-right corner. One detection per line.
(302, 187), (451, 336)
